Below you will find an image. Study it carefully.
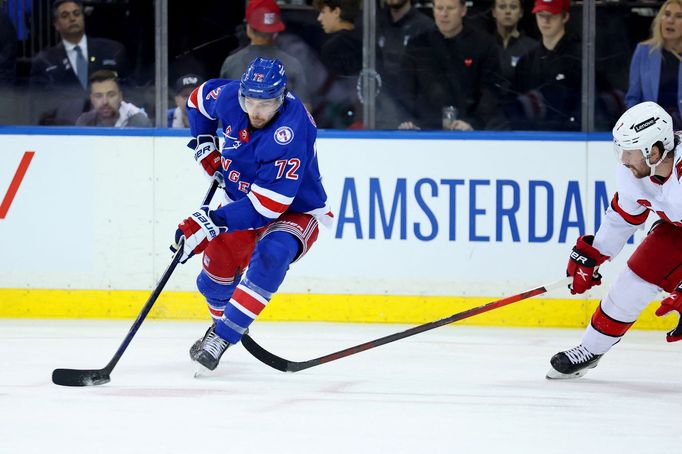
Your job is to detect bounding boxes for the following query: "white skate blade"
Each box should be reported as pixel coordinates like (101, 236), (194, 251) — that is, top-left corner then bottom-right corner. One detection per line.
(545, 360), (600, 380)
(545, 367), (591, 380)
(193, 362), (214, 379)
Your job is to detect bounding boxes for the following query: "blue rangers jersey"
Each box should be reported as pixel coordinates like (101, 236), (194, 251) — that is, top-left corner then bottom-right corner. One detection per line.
(187, 79), (332, 231)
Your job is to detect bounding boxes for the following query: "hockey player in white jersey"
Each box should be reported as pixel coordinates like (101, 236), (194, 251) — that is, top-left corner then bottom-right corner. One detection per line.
(547, 101), (682, 379)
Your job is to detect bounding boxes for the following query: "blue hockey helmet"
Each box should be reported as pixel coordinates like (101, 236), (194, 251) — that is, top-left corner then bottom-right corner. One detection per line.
(239, 57), (288, 110)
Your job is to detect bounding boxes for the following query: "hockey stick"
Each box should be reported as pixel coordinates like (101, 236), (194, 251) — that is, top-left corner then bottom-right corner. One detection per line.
(241, 277), (572, 372)
(52, 179), (220, 387)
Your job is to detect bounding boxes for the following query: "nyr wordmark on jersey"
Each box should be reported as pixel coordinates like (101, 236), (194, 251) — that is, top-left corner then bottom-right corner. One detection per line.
(187, 79), (332, 231)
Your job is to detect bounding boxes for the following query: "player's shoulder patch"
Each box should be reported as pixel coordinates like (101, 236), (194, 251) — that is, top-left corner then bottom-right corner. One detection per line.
(274, 126), (294, 145)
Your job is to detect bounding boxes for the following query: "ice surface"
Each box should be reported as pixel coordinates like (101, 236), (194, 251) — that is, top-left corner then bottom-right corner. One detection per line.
(1, 319), (680, 454)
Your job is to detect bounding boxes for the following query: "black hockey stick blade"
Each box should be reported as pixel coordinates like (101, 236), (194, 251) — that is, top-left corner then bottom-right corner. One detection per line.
(51, 243), (184, 387)
(241, 334), (291, 372)
(52, 368), (111, 387)
(242, 277), (571, 373)
(51, 179), (220, 387)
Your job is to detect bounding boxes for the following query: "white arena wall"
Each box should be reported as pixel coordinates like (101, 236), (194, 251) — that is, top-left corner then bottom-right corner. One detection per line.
(0, 129), (670, 330)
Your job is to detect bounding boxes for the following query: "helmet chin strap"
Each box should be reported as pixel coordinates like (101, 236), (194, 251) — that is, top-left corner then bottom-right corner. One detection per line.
(645, 148), (671, 176)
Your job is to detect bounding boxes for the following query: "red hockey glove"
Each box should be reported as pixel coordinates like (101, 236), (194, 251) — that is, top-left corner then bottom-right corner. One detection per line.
(566, 235), (609, 295)
(655, 282), (682, 342)
(170, 208), (226, 264)
(191, 135), (222, 179)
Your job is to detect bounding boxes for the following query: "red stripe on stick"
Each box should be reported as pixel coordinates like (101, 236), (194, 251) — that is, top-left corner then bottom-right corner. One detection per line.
(0, 151), (35, 220)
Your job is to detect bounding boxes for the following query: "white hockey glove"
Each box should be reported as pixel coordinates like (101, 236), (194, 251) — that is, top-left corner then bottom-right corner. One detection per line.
(189, 135), (222, 179)
(171, 208), (227, 263)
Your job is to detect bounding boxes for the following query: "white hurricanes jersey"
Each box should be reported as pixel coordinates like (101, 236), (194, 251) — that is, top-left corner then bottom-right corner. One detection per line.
(593, 142), (682, 259)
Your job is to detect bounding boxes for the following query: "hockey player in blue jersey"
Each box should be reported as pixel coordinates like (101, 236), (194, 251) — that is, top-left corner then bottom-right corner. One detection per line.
(170, 57), (332, 371)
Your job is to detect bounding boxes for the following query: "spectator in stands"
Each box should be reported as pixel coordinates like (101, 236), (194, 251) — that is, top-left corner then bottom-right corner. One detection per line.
(220, 0), (309, 104)
(274, 31), (329, 117)
(376, 0), (435, 128)
(29, 0), (130, 125)
(509, 0), (581, 131)
(0, 8), (17, 85)
(315, 0), (362, 77)
(168, 73), (203, 128)
(313, 0), (363, 128)
(626, 0), (682, 129)
(76, 70), (150, 127)
(5, 0), (31, 42)
(491, 0), (537, 84)
(377, 0), (434, 81)
(397, 0), (505, 130)
(0, 8), (17, 125)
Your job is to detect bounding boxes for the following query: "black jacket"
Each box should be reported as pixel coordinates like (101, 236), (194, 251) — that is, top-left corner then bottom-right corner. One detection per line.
(320, 28), (363, 77)
(317, 28), (364, 129)
(376, 6), (435, 129)
(398, 25), (506, 130)
(510, 33), (581, 131)
(29, 37), (129, 125)
(377, 6), (435, 78)
(0, 10), (16, 85)
(495, 32), (538, 85)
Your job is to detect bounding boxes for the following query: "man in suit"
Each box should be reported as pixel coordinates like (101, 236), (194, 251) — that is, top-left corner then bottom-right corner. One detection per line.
(29, 0), (130, 125)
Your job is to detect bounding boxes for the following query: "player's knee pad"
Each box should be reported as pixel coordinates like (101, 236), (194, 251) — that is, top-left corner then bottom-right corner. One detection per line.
(246, 231), (299, 293)
(196, 270), (238, 311)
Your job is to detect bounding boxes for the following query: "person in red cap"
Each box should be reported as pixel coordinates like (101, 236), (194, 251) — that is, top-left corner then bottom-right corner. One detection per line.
(530, 0), (570, 47)
(531, 0), (570, 15)
(507, 0), (581, 130)
(220, 0), (309, 104)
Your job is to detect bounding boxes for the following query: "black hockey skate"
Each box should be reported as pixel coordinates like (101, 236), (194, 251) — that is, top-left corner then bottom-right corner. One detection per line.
(192, 324), (231, 371)
(189, 338), (203, 361)
(546, 344), (602, 379)
(188, 326), (209, 361)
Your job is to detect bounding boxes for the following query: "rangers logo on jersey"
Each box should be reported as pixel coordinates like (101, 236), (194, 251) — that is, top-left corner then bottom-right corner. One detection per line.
(224, 125), (232, 136)
(207, 87), (222, 100)
(274, 126), (294, 145)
